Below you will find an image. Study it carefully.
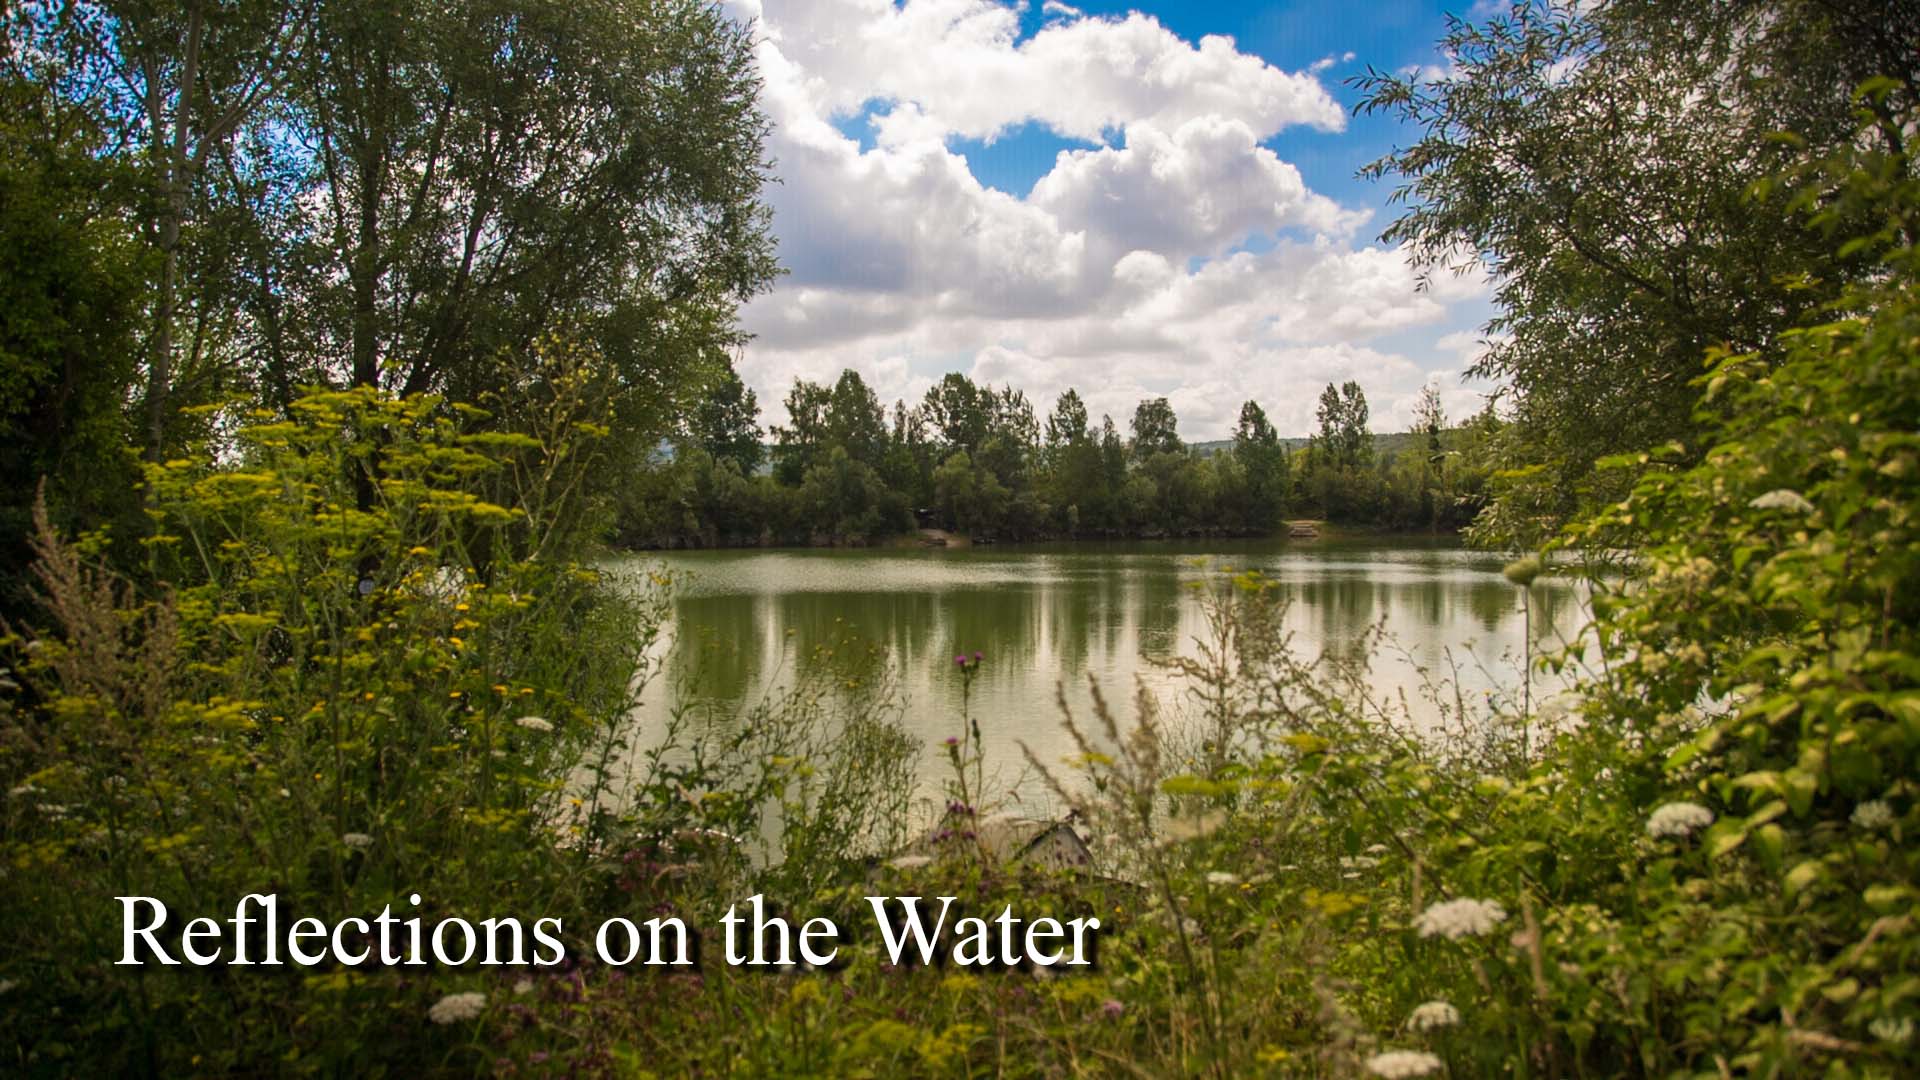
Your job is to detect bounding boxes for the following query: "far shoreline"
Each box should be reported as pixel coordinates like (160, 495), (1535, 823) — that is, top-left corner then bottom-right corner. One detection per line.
(608, 520), (1470, 555)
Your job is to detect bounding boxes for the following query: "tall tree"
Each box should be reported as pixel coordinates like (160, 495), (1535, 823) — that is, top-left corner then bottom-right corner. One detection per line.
(0, 77), (145, 609)
(1232, 400), (1287, 529)
(1045, 388), (1089, 451)
(1412, 384), (1446, 458)
(1129, 397), (1182, 461)
(288, 0), (775, 433)
(686, 366), (763, 475)
(1313, 381), (1371, 470)
(14, 0), (309, 456)
(825, 369), (886, 468)
(772, 378), (831, 485)
(921, 372), (989, 460)
(1356, 0), (1917, 532)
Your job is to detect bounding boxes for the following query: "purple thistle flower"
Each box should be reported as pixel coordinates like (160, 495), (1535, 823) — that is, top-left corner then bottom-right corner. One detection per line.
(943, 735), (960, 747)
(973, 650), (983, 661)
(1101, 999), (1125, 1019)
(954, 654), (966, 666)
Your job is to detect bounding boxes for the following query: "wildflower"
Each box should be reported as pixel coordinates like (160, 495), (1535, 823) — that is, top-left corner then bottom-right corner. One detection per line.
(1339, 855), (1381, 871)
(514, 716), (554, 733)
(1646, 801), (1714, 839)
(943, 736), (960, 748)
(428, 991), (486, 1024)
(1871, 1017), (1913, 1044)
(1852, 800), (1894, 831)
(1100, 999), (1124, 1019)
(1414, 898), (1507, 940)
(513, 979), (534, 996)
(1366, 1049), (1443, 1078)
(972, 651), (982, 662)
(1748, 489), (1814, 515)
(342, 833), (373, 850)
(889, 854), (932, 870)
(0, 979), (14, 994)
(1407, 1000), (1460, 1031)
(1205, 871), (1240, 886)
(954, 655), (966, 666)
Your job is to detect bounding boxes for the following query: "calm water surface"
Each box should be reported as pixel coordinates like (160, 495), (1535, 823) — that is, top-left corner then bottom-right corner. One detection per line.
(609, 538), (1590, 811)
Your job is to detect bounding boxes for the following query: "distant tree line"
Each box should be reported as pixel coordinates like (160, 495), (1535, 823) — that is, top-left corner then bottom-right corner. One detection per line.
(614, 370), (1501, 547)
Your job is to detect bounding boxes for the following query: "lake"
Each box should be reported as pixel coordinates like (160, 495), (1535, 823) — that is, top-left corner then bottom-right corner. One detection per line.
(609, 537), (1592, 814)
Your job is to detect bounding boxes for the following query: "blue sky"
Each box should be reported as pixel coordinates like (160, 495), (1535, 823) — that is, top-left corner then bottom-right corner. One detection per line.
(949, 1), (1462, 206)
(725, 0), (1499, 439)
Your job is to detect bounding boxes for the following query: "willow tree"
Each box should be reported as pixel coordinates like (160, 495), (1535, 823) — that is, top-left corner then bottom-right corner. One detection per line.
(284, 0), (776, 436)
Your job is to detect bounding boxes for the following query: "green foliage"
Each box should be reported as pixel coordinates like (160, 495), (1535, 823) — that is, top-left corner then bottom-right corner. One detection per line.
(627, 373), (1498, 546)
(1357, 0), (1916, 540)
(1129, 397), (1183, 461)
(0, 77), (145, 616)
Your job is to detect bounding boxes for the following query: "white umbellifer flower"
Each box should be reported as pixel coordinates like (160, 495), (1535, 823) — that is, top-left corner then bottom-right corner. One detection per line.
(1366, 1049), (1444, 1078)
(428, 991), (487, 1025)
(515, 716), (554, 733)
(342, 832), (373, 850)
(1340, 855), (1380, 871)
(1871, 1016), (1913, 1044)
(1852, 800), (1894, 831)
(1748, 489), (1815, 514)
(1414, 898), (1507, 940)
(1646, 801), (1715, 839)
(1205, 871), (1240, 886)
(512, 979), (534, 996)
(888, 854), (932, 870)
(1407, 1000), (1460, 1031)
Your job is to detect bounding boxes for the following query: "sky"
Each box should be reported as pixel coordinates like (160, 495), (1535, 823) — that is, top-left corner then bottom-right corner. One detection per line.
(720, 0), (1503, 440)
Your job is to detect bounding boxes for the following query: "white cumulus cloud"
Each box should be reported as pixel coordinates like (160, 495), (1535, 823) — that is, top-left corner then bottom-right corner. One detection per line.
(724, 0), (1493, 438)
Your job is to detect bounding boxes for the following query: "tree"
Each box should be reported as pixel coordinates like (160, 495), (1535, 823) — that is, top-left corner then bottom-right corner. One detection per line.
(1413, 385), (1446, 458)
(825, 369), (886, 468)
(12, 0), (310, 456)
(1356, 0), (1917, 533)
(772, 378), (831, 485)
(290, 0), (774, 422)
(686, 366), (763, 475)
(0, 77), (145, 610)
(921, 372), (990, 460)
(1314, 381), (1372, 470)
(1045, 388), (1089, 452)
(1232, 400), (1288, 530)
(1129, 397), (1182, 461)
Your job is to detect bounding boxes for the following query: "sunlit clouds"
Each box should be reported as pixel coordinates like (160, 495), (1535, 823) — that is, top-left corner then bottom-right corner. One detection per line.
(724, 0), (1492, 437)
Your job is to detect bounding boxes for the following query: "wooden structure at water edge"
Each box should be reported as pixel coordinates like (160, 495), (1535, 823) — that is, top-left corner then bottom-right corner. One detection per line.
(1287, 520), (1320, 539)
